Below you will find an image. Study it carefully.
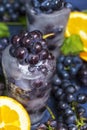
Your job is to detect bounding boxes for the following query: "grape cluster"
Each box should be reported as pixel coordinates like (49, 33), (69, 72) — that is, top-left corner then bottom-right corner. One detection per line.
(51, 55), (87, 130)
(31, 0), (73, 14)
(10, 30), (54, 65)
(56, 55), (83, 80)
(0, 0), (26, 22)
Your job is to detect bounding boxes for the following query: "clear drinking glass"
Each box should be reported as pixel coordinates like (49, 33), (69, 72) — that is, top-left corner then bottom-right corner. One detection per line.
(2, 44), (56, 125)
(25, 0), (71, 57)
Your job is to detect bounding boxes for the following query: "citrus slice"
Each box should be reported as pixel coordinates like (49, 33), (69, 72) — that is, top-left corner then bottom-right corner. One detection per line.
(65, 11), (87, 47)
(79, 51), (87, 61)
(0, 96), (31, 130)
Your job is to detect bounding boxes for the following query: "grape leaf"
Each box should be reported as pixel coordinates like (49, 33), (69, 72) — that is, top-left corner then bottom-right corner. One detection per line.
(0, 22), (10, 38)
(61, 34), (84, 55)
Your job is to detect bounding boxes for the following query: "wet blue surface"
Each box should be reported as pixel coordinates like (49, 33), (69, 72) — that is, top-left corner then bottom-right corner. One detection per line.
(65, 0), (87, 11)
(9, 25), (25, 37)
(31, 110), (50, 130)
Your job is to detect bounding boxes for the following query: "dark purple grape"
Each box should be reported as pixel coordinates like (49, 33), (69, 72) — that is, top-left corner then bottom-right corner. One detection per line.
(39, 49), (48, 60)
(80, 77), (87, 86)
(10, 12), (19, 21)
(72, 56), (83, 67)
(68, 124), (78, 130)
(55, 88), (63, 98)
(47, 119), (57, 128)
(77, 93), (87, 104)
(32, 42), (42, 54)
(76, 106), (86, 117)
(0, 38), (9, 50)
(52, 74), (62, 86)
(65, 93), (75, 103)
(13, 1), (20, 11)
(56, 62), (64, 72)
(40, 39), (47, 49)
(7, 7), (14, 14)
(28, 54), (39, 65)
(60, 70), (69, 79)
(1, 37), (9, 45)
(19, 30), (29, 37)
(0, 4), (5, 16)
(65, 85), (76, 94)
(64, 114), (76, 125)
(11, 35), (21, 47)
(51, 0), (63, 10)
(64, 56), (72, 66)
(77, 63), (87, 86)
(61, 79), (71, 89)
(69, 66), (78, 76)
(30, 30), (43, 40)
(64, 107), (74, 117)
(81, 70), (87, 76)
(57, 55), (65, 63)
(5, 2), (12, 10)
(21, 36), (31, 48)
(40, 0), (52, 11)
(58, 101), (69, 110)
(15, 47), (28, 59)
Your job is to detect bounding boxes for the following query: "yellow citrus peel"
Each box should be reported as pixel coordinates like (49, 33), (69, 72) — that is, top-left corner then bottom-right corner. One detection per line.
(65, 11), (87, 61)
(0, 96), (31, 130)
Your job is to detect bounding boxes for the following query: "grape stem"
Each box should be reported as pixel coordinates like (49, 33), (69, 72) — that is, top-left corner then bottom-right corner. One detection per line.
(46, 106), (56, 120)
(43, 33), (55, 39)
(47, 125), (53, 130)
(71, 101), (87, 129)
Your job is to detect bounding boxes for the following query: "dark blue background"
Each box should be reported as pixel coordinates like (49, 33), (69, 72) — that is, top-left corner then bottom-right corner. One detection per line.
(65, 0), (87, 10)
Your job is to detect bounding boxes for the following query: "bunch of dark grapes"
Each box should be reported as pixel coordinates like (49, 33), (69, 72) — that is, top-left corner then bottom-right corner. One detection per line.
(56, 55), (83, 80)
(31, 0), (73, 14)
(0, 0), (26, 22)
(10, 30), (54, 65)
(51, 55), (87, 130)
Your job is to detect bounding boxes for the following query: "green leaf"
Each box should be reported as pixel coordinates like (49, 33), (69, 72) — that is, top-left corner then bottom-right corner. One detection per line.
(0, 22), (10, 38)
(61, 34), (84, 55)
(0, 22), (9, 31)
